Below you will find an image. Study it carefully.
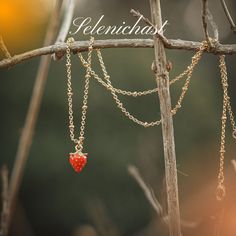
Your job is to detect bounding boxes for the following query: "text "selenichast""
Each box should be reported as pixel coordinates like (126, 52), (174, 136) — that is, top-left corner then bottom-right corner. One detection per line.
(69, 15), (168, 36)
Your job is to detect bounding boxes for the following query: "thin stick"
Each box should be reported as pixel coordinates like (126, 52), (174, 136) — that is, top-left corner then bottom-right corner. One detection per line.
(149, 0), (181, 235)
(0, 166), (9, 236)
(201, 0), (211, 45)
(87, 199), (121, 236)
(5, 1), (62, 234)
(0, 36), (11, 59)
(52, 0), (76, 60)
(128, 166), (164, 217)
(220, 0), (236, 33)
(130, 9), (170, 47)
(202, 0), (219, 44)
(206, 8), (219, 41)
(128, 166), (199, 229)
(1, 39), (236, 69)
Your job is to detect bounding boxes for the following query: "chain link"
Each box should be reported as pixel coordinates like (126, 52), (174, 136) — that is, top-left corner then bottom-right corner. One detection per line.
(66, 37), (94, 152)
(216, 55), (236, 201)
(96, 49), (162, 127)
(171, 41), (208, 115)
(77, 41), (207, 127)
(79, 41), (208, 98)
(66, 37), (236, 200)
(66, 37), (78, 144)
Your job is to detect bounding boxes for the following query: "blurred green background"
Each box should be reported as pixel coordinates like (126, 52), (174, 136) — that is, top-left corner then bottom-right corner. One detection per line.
(0, 0), (236, 236)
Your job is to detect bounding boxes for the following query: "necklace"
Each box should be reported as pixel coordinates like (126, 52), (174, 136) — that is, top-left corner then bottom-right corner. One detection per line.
(65, 37), (94, 173)
(216, 54), (236, 201)
(65, 37), (207, 172)
(78, 40), (208, 127)
(65, 37), (236, 202)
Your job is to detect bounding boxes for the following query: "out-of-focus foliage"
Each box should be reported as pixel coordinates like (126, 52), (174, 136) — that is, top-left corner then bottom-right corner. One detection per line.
(0, 0), (54, 54)
(0, 1), (236, 236)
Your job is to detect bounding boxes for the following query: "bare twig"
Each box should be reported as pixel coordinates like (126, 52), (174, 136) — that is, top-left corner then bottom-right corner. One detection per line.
(1, 39), (236, 69)
(149, 0), (181, 235)
(0, 166), (9, 236)
(0, 36), (11, 59)
(128, 165), (199, 229)
(202, 0), (211, 45)
(5, 1), (63, 234)
(130, 9), (171, 47)
(128, 166), (165, 218)
(202, 0), (219, 45)
(87, 199), (121, 236)
(52, 0), (76, 60)
(220, 0), (236, 33)
(205, 5), (219, 41)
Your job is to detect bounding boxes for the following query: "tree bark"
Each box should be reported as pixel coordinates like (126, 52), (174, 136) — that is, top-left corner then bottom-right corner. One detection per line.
(149, 0), (181, 235)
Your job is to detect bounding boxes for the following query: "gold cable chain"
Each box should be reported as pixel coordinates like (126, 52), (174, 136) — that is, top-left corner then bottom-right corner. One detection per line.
(66, 37), (78, 144)
(78, 51), (159, 127)
(216, 55), (236, 201)
(77, 40), (208, 127)
(79, 41), (208, 98)
(220, 56), (236, 138)
(97, 49), (161, 127)
(66, 37), (94, 152)
(66, 37), (236, 200)
(171, 41), (208, 115)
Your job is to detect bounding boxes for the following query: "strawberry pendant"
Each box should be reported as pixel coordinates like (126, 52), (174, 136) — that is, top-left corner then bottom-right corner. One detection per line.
(69, 152), (88, 173)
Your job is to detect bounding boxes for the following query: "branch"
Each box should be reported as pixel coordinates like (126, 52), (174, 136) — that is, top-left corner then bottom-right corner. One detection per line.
(0, 36), (11, 59)
(128, 166), (165, 218)
(220, 0), (236, 33)
(1, 39), (236, 69)
(128, 166), (199, 229)
(130, 9), (171, 47)
(87, 199), (121, 236)
(202, 0), (211, 45)
(52, 0), (76, 60)
(202, 0), (219, 45)
(206, 3), (219, 41)
(5, 1), (63, 233)
(0, 166), (9, 236)
(149, 0), (181, 235)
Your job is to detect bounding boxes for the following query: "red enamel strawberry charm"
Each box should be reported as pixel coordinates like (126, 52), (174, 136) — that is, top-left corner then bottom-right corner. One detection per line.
(69, 152), (88, 173)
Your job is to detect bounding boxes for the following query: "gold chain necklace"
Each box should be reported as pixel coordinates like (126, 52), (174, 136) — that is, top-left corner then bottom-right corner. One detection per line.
(65, 37), (94, 173)
(65, 36), (236, 203)
(77, 40), (208, 127)
(65, 37), (207, 172)
(216, 55), (236, 201)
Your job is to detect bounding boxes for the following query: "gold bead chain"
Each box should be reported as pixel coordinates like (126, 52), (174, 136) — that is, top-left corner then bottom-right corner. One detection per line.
(216, 55), (236, 201)
(79, 41), (208, 97)
(78, 50), (160, 127)
(66, 37), (236, 199)
(95, 49), (161, 127)
(171, 41), (208, 115)
(66, 37), (94, 151)
(77, 41), (208, 127)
